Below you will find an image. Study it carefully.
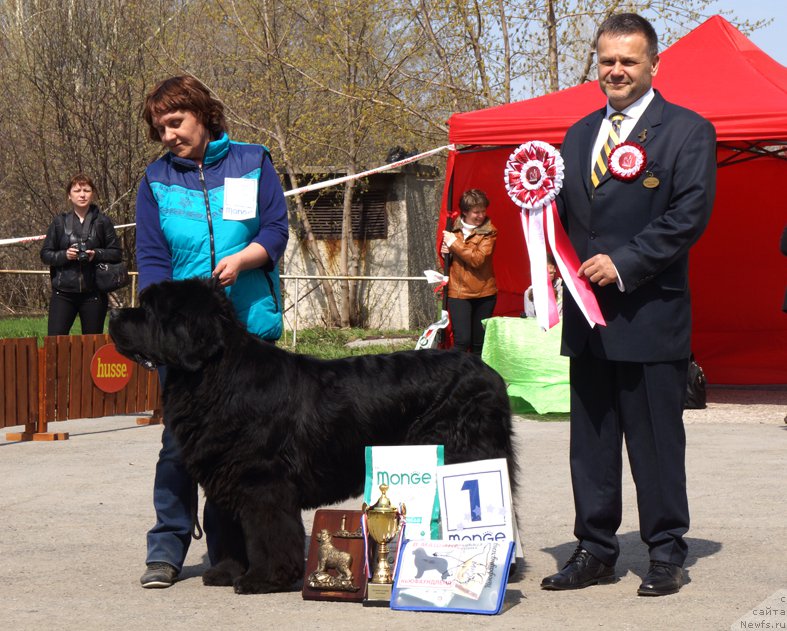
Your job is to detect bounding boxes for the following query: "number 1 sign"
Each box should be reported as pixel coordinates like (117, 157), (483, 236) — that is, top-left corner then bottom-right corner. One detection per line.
(436, 458), (520, 556)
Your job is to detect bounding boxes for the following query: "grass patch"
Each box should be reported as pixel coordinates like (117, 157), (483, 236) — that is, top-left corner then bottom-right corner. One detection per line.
(515, 413), (569, 422)
(281, 327), (418, 359)
(0, 316), (85, 344)
(0, 315), (418, 359)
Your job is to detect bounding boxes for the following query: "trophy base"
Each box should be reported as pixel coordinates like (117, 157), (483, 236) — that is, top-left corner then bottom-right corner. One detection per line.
(363, 582), (392, 606)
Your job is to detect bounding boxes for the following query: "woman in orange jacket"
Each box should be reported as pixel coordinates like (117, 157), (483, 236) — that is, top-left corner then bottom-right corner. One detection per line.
(441, 189), (498, 355)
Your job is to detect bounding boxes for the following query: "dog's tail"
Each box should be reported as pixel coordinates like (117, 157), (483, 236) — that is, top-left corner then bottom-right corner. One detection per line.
(443, 381), (519, 495)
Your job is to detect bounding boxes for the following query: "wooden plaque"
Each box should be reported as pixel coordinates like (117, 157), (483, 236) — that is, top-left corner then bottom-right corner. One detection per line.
(302, 509), (368, 602)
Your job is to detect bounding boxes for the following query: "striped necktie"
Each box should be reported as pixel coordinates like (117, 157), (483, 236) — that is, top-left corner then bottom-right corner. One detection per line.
(591, 112), (624, 188)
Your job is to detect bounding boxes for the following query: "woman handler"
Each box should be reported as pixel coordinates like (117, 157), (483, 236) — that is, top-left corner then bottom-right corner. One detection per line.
(135, 75), (288, 588)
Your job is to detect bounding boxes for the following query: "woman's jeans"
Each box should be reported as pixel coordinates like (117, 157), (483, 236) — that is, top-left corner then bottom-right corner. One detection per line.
(47, 290), (108, 336)
(145, 425), (224, 570)
(145, 367), (227, 571)
(447, 294), (497, 355)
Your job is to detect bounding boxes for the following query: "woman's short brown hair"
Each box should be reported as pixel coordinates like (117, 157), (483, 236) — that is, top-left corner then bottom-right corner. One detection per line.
(142, 75), (227, 141)
(458, 189), (489, 214)
(66, 173), (95, 194)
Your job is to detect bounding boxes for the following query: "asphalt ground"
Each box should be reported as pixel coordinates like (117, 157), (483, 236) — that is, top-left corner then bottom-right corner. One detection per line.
(1, 387), (785, 631)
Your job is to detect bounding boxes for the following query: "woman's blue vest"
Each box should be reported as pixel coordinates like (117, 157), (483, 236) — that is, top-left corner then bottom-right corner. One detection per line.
(145, 133), (282, 340)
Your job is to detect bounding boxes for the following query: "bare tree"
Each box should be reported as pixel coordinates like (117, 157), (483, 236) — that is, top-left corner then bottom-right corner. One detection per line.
(0, 0), (165, 310)
(0, 0), (768, 320)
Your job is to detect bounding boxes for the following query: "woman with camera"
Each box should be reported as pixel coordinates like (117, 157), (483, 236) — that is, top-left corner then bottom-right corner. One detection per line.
(40, 174), (122, 335)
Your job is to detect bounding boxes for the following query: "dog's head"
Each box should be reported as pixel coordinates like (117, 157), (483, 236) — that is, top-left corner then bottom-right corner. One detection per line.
(109, 277), (239, 372)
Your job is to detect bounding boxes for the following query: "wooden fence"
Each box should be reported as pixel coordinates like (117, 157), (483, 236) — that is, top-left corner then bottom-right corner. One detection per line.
(2, 334), (160, 441)
(0, 337), (38, 433)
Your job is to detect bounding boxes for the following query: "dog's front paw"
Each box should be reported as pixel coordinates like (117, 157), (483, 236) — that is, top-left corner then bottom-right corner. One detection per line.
(233, 571), (274, 594)
(203, 559), (245, 587)
(203, 566), (234, 586)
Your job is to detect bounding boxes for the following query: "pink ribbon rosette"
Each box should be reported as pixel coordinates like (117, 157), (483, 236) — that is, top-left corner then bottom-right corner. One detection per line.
(504, 141), (606, 330)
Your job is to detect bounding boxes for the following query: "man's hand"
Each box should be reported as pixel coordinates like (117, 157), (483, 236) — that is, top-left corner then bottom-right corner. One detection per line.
(578, 254), (618, 286)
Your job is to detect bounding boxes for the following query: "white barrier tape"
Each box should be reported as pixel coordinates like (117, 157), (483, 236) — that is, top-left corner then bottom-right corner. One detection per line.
(0, 145), (454, 247)
(0, 222), (137, 246)
(282, 144), (454, 197)
(0, 234), (46, 246)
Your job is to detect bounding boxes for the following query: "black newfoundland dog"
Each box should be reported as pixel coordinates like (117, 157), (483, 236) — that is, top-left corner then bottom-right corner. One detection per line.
(109, 278), (516, 594)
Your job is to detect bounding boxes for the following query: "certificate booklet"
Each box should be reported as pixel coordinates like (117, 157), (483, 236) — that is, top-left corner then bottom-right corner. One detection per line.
(436, 458), (521, 558)
(390, 539), (514, 614)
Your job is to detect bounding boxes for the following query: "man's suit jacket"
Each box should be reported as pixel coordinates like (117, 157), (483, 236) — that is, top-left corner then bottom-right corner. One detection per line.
(559, 90), (716, 362)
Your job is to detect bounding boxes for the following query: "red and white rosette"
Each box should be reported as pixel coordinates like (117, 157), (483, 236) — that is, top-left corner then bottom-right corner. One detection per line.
(608, 142), (646, 181)
(504, 141), (606, 330)
(504, 141), (563, 210)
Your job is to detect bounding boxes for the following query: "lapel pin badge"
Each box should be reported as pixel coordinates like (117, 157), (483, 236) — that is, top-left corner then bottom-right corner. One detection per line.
(638, 129), (648, 143)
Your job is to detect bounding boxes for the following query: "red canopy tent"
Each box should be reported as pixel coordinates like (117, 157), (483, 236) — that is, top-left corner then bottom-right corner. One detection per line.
(440, 15), (787, 385)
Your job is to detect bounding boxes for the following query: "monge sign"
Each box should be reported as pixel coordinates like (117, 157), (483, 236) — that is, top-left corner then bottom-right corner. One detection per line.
(90, 343), (134, 393)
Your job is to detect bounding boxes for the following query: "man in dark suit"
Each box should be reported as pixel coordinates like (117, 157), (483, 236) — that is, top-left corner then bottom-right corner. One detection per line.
(540, 13), (716, 596)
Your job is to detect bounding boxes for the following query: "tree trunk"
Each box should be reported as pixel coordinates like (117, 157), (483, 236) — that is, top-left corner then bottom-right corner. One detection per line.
(339, 176), (356, 327)
(498, 0), (511, 103)
(546, 0), (559, 93)
(273, 125), (342, 327)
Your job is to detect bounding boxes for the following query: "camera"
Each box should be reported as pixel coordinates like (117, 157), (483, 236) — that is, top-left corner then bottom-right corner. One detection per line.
(76, 241), (89, 263)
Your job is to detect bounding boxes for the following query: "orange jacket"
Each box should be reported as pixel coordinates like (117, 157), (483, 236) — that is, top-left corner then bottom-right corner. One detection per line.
(445, 218), (498, 299)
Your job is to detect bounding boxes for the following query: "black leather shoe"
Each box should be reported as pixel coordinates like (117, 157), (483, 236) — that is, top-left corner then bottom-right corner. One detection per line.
(637, 561), (683, 596)
(541, 546), (615, 590)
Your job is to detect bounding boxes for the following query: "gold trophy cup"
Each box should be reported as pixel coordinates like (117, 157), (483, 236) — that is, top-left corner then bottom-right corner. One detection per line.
(362, 484), (405, 604)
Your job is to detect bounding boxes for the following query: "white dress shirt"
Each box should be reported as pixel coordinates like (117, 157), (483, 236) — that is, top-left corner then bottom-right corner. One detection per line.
(589, 88), (656, 172)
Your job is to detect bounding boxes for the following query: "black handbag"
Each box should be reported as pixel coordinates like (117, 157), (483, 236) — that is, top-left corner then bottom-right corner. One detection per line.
(94, 261), (130, 293)
(684, 354), (707, 410)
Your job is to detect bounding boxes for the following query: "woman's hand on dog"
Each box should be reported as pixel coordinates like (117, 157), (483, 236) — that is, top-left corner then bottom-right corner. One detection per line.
(213, 255), (242, 286)
(213, 243), (271, 286)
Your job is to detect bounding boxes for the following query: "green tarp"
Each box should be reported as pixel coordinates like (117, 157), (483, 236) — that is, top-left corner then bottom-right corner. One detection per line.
(482, 317), (570, 414)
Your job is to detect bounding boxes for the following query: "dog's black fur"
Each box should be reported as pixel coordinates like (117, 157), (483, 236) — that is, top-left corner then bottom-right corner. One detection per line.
(109, 278), (516, 594)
